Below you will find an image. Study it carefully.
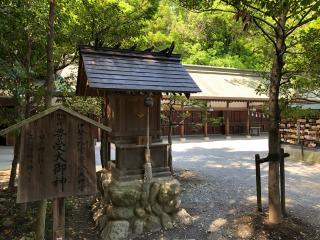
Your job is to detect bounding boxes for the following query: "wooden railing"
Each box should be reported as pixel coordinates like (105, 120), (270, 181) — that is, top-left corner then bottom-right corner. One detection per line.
(255, 148), (290, 215)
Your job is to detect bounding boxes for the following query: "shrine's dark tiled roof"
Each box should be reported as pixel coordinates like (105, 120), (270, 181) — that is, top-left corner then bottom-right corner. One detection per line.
(76, 46), (201, 95)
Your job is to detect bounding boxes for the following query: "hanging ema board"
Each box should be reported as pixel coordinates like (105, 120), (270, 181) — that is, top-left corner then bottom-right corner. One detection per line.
(0, 105), (111, 203)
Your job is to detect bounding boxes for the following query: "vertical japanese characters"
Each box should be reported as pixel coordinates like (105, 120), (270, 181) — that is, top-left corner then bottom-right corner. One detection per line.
(53, 113), (67, 192)
(77, 122), (86, 192)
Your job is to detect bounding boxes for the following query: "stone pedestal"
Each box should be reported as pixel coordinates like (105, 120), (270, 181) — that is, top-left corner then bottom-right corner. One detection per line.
(93, 170), (193, 240)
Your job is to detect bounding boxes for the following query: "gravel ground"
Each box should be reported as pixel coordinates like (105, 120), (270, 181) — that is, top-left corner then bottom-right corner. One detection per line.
(1, 136), (319, 239)
(171, 136), (320, 229)
(136, 136), (320, 239)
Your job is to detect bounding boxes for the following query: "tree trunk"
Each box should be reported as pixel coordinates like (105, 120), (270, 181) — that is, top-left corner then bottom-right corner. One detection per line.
(268, 74), (282, 223)
(44, 0), (56, 109)
(7, 95), (21, 191)
(25, 36), (32, 117)
(36, 1), (56, 239)
(8, 131), (21, 191)
(268, 15), (287, 224)
(8, 37), (32, 192)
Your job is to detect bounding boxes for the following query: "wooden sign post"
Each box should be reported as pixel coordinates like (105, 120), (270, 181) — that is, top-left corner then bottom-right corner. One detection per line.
(53, 198), (65, 239)
(0, 105), (111, 240)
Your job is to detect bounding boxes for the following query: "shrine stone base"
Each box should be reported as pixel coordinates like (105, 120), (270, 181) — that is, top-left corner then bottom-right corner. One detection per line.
(92, 170), (193, 240)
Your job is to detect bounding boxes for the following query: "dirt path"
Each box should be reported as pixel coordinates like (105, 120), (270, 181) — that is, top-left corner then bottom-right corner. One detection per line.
(65, 197), (99, 240)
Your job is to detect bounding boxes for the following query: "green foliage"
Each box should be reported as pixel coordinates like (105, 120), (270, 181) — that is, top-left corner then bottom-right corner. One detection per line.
(54, 77), (101, 118)
(60, 0), (160, 48)
(178, 0), (320, 102)
(161, 94), (191, 124)
(0, 0), (49, 125)
(141, 1), (271, 70)
(188, 99), (224, 126)
(1, 0), (320, 128)
(0, 0), (161, 125)
(281, 106), (320, 119)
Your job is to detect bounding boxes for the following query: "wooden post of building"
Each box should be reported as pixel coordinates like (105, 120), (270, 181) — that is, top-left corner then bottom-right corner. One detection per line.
(204, 106), (209, 140)
(225, 101), (230, 139)
(53, 198), (65, 240)
(101, 93), (111, 169)
(180, 102), (186, 142)
(246, 101), (251, 138)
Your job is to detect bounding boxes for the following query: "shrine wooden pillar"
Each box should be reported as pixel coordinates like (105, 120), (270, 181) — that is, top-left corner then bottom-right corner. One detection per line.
(225, 101), (231, 138)
(246, 101), (251, 138)
(204, 109), (208, 137)
(101, 93), (111, 169)
(180, 102), (186, 141)
(203, 101), (209, 140)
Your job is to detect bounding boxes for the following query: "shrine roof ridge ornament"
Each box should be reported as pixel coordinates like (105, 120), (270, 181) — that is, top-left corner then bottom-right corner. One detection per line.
(78, 43), (182, 61)
(76, 45), (201, 96)
(0, 105), (112, 136)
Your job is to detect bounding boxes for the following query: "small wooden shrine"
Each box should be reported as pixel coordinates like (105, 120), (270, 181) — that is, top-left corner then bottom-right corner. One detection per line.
(76, 45), (200, 180)
(0, 105), (111, 203)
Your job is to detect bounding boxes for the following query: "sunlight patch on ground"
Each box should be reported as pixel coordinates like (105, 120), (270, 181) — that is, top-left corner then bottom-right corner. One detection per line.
(206, 163), (227, 169)
(246, 195), (267, 204)
(173, 139), (268, 153)
(228, 209), (237, 214)
(208, 218), (228, 233)
(285, 164), (320, 177)
(285, 198), (296, 208)
(0, 170), (10, 185)
(236, 223), (253, 238)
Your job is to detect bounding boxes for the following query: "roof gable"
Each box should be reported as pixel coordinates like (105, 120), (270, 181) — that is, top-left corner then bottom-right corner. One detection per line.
(0, 105), (111, 136)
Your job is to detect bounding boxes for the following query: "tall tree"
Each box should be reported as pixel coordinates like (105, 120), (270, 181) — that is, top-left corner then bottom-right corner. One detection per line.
(180, 0), (320, 224)
(0, 0), (48, 191)
(36, 0), (56, 239)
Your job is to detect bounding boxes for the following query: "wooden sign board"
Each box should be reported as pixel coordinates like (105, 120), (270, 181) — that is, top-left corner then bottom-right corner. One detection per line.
(17, 109), (97, 203)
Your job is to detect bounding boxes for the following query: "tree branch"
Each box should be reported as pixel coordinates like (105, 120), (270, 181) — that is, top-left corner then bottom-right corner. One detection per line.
(54, 54), (78, 73)
(280, 79), (291, 86)
(287, 16), (318, 37)
(252, 18), (277, 51)
(293, 97), (320, 103)
(221, 0), (277, 30)
(286, 2), (320, 37)
(188, 7), (237, 14)
(287, 2), (320, 19)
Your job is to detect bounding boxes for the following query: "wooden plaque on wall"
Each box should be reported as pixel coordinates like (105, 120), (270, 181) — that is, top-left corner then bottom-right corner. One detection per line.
(17, 110), (97, 203)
